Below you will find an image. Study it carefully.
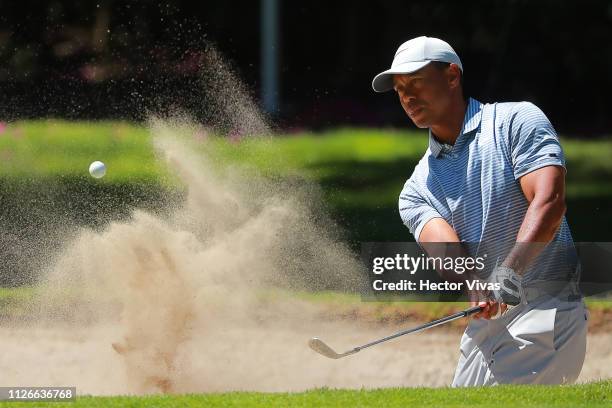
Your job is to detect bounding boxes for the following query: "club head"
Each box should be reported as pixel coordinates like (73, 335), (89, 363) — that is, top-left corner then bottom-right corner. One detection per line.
(308, 337), (358, 359)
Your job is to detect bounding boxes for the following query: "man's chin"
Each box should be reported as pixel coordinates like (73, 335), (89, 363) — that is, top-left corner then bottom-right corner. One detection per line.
(407, 113), (430, 128)
(410, 119), (430, 129)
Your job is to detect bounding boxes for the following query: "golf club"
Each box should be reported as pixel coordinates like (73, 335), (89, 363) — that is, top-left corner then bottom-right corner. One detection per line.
(308, 304), (483, 359)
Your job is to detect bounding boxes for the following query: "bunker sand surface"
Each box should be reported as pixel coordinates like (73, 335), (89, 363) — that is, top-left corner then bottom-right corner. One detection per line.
(0, 317), (610, 394)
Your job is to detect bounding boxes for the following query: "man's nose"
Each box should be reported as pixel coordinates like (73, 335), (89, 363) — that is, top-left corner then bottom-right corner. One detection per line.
(400, 92), (415, 105)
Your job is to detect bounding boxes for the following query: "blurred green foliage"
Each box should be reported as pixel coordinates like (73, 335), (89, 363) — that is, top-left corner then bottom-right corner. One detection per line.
(0, 120), (611, 247)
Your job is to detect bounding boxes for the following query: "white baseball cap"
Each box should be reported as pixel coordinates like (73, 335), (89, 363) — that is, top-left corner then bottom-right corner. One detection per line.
(372, 36), (463, 93)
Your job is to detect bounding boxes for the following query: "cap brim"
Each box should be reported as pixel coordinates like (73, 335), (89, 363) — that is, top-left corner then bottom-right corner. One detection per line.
(371, 61), (431, 92)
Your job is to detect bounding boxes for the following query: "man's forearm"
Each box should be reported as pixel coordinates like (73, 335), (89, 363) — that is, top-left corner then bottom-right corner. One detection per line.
(419, 218), (478, 284)
(502, 195), (566, 275)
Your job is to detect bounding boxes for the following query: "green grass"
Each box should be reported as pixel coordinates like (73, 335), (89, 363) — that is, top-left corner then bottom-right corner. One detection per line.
(0, 121), (163, 182)
(2, 121), (611, 199)
(1, 380), (610, 407)
(2, 285), (611, 322)
(2, 120), (611, 244)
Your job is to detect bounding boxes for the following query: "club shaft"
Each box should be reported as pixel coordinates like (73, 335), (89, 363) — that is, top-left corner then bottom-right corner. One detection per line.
(353, 305), (482, 352)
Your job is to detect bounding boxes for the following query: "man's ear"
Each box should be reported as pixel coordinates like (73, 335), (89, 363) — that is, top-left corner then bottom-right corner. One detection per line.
(447, 63), (461, 89)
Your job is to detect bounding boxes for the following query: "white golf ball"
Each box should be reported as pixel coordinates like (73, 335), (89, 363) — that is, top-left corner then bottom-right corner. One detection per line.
(89, 161), (106, 178)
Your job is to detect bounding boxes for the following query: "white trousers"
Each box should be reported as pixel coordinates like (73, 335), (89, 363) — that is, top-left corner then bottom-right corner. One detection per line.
(452, 297), (588, 386)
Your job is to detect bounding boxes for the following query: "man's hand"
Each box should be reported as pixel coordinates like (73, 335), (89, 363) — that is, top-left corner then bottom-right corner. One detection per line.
(467, 281), (507, 319)
(470, 265), (522, 320)
(466, 281), (501, 319)
(471, 300), (506, 319)
(490, 265), (523, 307)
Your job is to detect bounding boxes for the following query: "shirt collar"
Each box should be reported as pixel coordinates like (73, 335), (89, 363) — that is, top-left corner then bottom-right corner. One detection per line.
(428, 97), (483, 158)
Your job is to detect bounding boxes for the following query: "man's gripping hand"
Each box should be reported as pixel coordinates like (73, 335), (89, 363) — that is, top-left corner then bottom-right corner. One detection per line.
(488, 265), (523, 318)
(470, 265), (523, 320)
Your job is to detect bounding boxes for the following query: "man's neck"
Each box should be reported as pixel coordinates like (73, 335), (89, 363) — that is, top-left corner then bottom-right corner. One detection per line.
(430, 97), (468, 145)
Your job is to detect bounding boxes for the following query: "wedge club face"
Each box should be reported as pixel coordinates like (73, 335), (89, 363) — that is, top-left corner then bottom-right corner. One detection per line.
(308, 337), (359, 359)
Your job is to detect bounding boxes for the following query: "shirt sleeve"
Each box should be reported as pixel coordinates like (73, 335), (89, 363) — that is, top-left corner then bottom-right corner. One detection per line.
(506, 102), (566, 180)
(398, 177), (442, 241)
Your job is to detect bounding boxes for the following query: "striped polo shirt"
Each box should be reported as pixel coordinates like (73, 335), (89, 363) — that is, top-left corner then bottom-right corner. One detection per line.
(399, 97), (578, 283)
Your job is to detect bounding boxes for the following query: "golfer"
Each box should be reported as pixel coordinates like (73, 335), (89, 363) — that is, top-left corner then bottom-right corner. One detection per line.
(372, 36), (587, 386)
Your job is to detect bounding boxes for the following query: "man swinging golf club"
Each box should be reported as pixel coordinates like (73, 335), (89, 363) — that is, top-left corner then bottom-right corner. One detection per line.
(372, 36), (588, 386)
